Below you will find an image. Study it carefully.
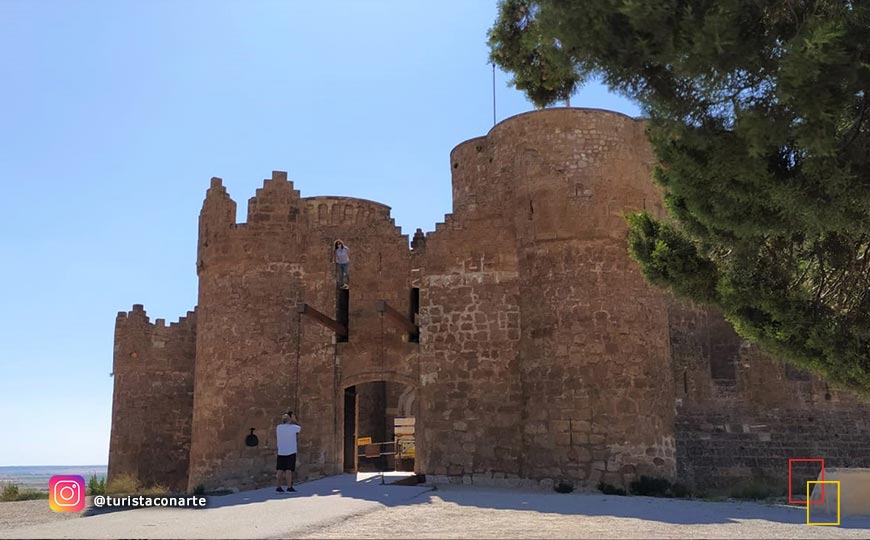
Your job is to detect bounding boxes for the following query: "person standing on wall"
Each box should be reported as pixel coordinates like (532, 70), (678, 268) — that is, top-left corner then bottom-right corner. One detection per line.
(276, 412), (301, 493)
(334, 239), (350, 289)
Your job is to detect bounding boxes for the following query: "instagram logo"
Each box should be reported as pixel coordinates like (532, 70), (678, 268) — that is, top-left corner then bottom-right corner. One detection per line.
(49, 475), (85, 513)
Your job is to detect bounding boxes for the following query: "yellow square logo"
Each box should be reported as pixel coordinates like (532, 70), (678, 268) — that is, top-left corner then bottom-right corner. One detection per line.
(806, 480), (840, 526)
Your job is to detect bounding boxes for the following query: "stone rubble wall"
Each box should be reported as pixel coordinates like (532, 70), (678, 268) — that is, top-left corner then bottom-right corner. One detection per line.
(671, 301), (870, 493)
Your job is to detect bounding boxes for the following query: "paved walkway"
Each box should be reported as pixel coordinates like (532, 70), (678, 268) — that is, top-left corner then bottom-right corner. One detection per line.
(0, 473), (430, 539)
(2, 474), (869, 539)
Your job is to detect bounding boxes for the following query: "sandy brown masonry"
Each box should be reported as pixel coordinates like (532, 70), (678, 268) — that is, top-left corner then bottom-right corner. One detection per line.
(108, 108), (870, 494)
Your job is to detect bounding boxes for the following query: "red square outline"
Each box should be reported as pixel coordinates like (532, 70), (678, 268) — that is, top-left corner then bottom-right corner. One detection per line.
(788, 458), (825, 505)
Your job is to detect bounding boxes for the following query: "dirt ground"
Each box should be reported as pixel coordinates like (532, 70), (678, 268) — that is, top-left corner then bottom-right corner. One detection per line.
(0, 498), (83, 531)
(3, 481), (869, 539)
(300, 485), (870, 540)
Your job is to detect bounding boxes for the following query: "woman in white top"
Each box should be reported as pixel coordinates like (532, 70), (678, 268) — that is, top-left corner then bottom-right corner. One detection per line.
(334, 240), (350, 289)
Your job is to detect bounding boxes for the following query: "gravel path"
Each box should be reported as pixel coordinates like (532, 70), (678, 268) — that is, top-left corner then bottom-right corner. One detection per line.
(301, 485), (870, 539)
(0, 498), (83, 531)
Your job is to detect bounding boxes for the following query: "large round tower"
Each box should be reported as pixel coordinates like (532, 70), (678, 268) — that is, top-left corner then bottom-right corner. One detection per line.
(188, 172), (313, 491)
(188, 171), (417, 491)
(505, 109), (674, 485)
(417, 108), (674, 488)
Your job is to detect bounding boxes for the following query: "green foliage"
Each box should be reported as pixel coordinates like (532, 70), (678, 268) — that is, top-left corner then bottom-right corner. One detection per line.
(0, 483), (49, 502)
(1, 483), (19, 502)
(191, 484), (233, 496)
(106, 474), (139, 495)
(14, 490), (49, 501)
(628, 476), (691, 498)
(488, 0), (584, 107)
(140, 483), (170, 496)
(87, 474), (106, 496)
(670, 482), (691, 499)
(554, 480), (574, 493)
(626, 212), (719, 303)
(597, 481), (627, 496)
(729, 479), (781, 500)
(490, 0), (870, 395)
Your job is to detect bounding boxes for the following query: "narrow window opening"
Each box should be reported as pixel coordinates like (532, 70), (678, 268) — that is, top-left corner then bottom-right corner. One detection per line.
(336, 288), (349, 342)
(409, 288), (420, 343)
(528, 200), (534, 220)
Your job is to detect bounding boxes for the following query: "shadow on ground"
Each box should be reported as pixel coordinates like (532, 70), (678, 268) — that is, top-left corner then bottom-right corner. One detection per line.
(204, 473), (427, 510)
(396, 484), (870, 530)
(77, 472), (427, 518)
(78, 473), (870, 531)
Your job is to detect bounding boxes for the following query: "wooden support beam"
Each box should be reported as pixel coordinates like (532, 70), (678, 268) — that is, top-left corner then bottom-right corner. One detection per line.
(296, 302), (348, 338)
(375, 300), (419, 338)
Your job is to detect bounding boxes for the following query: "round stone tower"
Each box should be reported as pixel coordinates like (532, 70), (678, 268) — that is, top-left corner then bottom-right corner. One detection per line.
(445, 109), (673, 487)
(418, 108), (674, 488)
(188, 172), (311, 491)
(188, 172), (416, 491)
(506, 109), (674, 485)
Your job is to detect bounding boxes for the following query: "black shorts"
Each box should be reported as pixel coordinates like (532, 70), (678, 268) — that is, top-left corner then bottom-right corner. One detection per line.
(276, 453), (297, 472)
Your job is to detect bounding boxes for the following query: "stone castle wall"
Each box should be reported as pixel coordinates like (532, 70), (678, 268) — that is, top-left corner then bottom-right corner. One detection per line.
(186, 172), (417, 491)
(413, 130), (525, 481)
(670, 302), (870, 494)
(108, 306), (196, 491)
(108, 107), (870, 494)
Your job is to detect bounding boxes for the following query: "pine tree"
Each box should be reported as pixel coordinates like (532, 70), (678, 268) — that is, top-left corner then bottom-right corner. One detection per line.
(490, 0), (870, 395)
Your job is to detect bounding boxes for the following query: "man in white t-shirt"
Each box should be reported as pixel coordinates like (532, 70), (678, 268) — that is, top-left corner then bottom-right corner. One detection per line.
(276, 412), (301, 493)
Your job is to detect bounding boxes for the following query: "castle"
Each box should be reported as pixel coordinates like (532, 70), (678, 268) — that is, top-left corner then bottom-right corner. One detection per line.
(108, 108), (870, 494)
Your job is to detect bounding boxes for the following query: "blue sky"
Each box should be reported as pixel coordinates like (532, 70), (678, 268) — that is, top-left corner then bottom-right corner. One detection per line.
(0, 1), (640, 466)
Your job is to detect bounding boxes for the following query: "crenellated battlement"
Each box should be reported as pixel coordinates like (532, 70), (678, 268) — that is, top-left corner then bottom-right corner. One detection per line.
(116, 305), (196, 330)
(114, 305), (197, 370)
(423, 107), (664, 251)
(199, 171), (405, 234)
(245, 170), (302, 226)
(197, 171), (411, 277)
(302, 196), (396, 230)
(200, 177), (237, 223)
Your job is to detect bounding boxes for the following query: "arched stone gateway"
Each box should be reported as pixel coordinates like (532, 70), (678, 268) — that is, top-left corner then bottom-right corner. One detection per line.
(340, 379), (419, 474)
(109, 109), (870, 495)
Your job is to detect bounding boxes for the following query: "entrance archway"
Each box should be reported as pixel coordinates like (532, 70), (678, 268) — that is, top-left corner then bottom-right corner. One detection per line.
(342, 380), (416, 473)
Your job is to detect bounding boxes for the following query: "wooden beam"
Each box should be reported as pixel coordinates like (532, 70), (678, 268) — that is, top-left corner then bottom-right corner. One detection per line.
(296, 303), (347, 338)
(375, 300), (419, 337)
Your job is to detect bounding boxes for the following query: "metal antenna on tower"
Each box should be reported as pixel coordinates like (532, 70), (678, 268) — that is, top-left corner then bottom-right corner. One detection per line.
(492, 62), (497, 126)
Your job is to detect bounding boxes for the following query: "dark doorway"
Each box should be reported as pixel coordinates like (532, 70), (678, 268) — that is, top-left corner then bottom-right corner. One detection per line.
(343, 387), (357, 472)
(342, 381), (416, 473)
(336, 288), (349, 343)
(409, 288), (420, 343)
